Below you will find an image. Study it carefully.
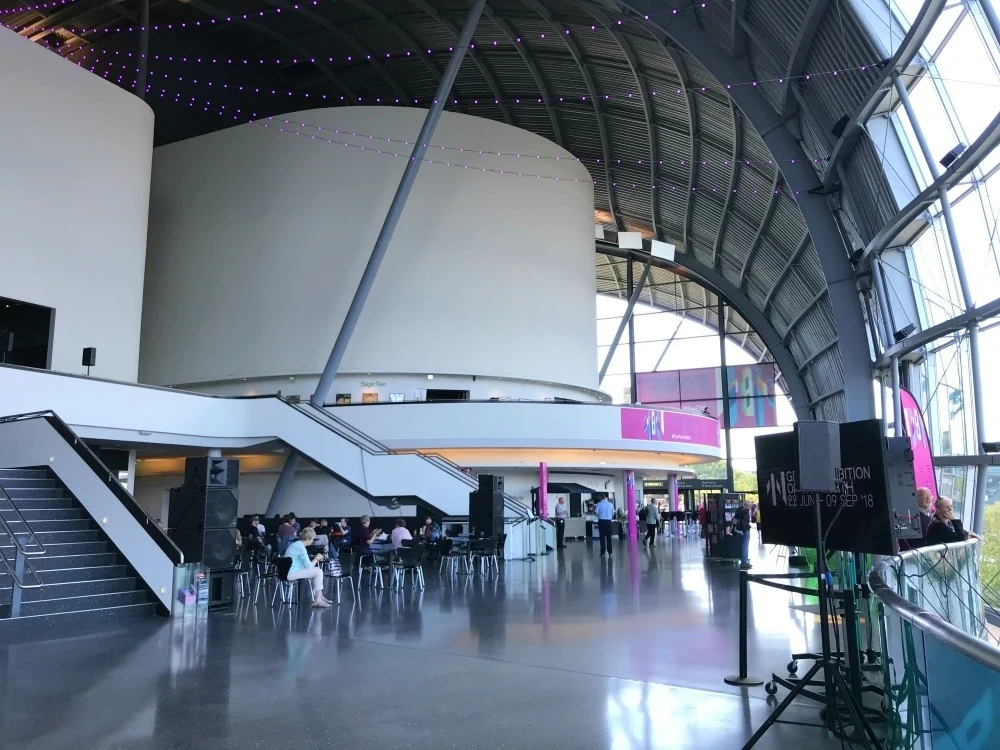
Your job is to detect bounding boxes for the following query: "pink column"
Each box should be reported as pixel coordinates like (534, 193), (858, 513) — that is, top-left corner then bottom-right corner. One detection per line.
(626, 470), (637, 540)
(538, 462), (549, 519)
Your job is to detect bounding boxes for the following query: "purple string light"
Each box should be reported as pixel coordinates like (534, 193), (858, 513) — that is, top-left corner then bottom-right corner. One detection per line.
(71, 55), (807, 198)
(0, 0), (76, 15)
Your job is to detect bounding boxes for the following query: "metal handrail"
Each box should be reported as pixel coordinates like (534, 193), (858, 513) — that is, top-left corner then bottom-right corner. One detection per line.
(0, 485), (45, 591)
(870, 539), (1000, 673)
(0, 481), (47, 557)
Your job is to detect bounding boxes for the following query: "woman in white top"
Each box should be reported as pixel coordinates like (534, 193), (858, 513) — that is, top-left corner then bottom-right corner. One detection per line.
(285, 528), (332, 608)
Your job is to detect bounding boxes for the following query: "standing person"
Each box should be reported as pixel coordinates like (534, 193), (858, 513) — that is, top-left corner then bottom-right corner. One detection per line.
(284, 528), (332, 608)
(553, 497), (568, 549)
(734, 499), (752, 569)
(698, 503), (707, 537)
(643, 499), (658, 547)
(594, 495), (615, 557)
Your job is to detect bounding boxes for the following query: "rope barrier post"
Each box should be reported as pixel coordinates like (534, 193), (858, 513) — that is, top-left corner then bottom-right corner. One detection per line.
(725, 569), (764, 686)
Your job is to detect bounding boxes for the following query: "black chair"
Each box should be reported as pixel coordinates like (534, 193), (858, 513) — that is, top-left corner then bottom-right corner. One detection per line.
(468, 538), (494, 575)
(271, 556), (313, 606)
(400, 538), (416, 548)
(324, 550), (356, 604)
(358, 549), (384, 588)
(437, 538), (462, 575)
(391, 547), (425, 589)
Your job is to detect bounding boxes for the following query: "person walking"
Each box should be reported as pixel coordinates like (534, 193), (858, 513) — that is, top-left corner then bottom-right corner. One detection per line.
(594, 496), (615, 557)
(643, 499), (658, 547)
(554, 497), (568, 549)
(734, 498), (753, 569)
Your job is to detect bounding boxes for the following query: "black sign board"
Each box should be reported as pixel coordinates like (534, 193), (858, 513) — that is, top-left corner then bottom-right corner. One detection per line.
(679, 478), (730, 491)
(755, 419), (898, 555)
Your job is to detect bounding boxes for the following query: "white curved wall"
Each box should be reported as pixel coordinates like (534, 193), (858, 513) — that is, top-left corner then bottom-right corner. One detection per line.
(1, 27), (153, 381)
(140, 107), (597, 392)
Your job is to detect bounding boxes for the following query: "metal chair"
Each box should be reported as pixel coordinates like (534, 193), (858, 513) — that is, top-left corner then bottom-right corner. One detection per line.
(325, 550), (356, 604)
(391, 546), (425, 589)
(358, 550), (384, 588)
(468, 538), (495, 575)
(270, 556), (314, 606)
(437, 537), (462, 575)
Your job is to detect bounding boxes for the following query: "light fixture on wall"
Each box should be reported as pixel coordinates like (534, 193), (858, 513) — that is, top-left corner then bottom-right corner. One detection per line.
(893, 324), (916, 343)
(939, 143), (967, 168)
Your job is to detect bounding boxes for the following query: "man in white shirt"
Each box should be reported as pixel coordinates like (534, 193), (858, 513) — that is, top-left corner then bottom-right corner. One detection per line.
(390, 519), (413, 549)
(554, 497), (569, 549)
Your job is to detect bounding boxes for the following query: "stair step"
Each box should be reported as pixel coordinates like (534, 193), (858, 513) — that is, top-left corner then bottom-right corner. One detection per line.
(5, 496), (76, 510)
(0, 517), (91, 532)
(1, 487), (73, 500)
(0, 576), (138, 603)
(0, 507), (85, 522)
(0, 467), (50, 479)
(0, 529), (101, 545)
(0, 478), (64, 490)
(28, 552), (119, 570)
(0, 602), (157, 634)
(0, 541), (109, 556)
(0, 589), (149, 617)
(0, 564), (126, 585)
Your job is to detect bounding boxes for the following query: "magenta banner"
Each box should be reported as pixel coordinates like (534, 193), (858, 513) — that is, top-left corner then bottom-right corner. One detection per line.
(620, 407), (721, 448)
(900, 388), (938, 499)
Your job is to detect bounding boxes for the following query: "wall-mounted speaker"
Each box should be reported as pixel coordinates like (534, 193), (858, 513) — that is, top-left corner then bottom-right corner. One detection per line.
(81, 347), (96, 367)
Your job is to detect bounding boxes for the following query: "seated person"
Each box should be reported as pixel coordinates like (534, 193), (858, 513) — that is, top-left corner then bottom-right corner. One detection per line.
(245, 515), (265, 539)
(421, 516), (441, 541)
(925, 496), (980, 545)
(284, 528), (332, 608)
(338, 517), (352, 546)
(329, 521), (346, 551)
(916, 487), (935, 538)
(355, 515), (382, 554)
(317, 518), (331, 537)
(304, 519), (329, 552)
(288, 513), (301, 534)
(276, 514), (297, 555)
(391, 519), (413, 549)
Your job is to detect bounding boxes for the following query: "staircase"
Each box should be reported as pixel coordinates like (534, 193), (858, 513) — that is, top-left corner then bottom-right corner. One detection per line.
(0, 467), (158, 629)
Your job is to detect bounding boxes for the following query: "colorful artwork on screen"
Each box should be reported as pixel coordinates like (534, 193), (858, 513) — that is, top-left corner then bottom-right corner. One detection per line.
(620, 407), (721, 448)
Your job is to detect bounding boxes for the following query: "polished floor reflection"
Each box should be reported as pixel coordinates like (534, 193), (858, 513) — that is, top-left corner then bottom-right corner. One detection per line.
(1, 536), (845, 749)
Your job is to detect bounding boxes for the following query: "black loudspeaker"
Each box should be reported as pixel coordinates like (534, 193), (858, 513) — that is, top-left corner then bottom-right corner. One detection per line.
(81, 347), (96, 367)
(478, 473), (504, 494)
(831, 114), (850, 139)
(173, 527), (236, 569)
(169, 486), (239, 531)
(470, 490), (503, 517)
(208, 568), (234, 610)
(185, 457), (239, 488)
(469, 515), (504, 538)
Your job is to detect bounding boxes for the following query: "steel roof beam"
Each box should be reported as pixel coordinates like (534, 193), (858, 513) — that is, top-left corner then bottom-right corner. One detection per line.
(731, 0), (748, 58)
(622, 0), (875, 420)
(738, 172), (781, 289)
(780, 0), (830, 120)
(762, 230), (810, 314)
(409, 0), (513, 125)
(484, 7), (563, 145)
(184, 0), (358, 102)
(875, 295), (1000, 368)
(782, 287), (827, 341)
(520, 0), (621, 230)
(810, 386), (844, 408)
(342, 0), (444, 86)
(821, 0), (947, 191)
(600, 241), (810, 419)
(859, 107), (1000, 265)
(797, 337), (839, 372)
(712, 102), (741, 272)
(262, 0), (408, 103)
(17, 0), (118, 40)
(581, 6), (659, 238)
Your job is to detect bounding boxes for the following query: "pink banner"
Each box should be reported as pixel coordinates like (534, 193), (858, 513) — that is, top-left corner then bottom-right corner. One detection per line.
(620, 407), (721, 448)
(900, 388), (938, 499)
(538, 462), (549, 519)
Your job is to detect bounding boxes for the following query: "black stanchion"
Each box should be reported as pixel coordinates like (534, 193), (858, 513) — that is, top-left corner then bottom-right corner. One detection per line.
(725, 569), (764, 686)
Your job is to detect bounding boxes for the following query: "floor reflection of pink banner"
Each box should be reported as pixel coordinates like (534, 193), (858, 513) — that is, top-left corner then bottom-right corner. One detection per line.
(900, 388), (939, 498)
(620, 407), (721, 448)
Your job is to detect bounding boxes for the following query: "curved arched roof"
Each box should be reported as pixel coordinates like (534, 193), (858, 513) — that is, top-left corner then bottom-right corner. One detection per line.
(3, 0), (904, 420)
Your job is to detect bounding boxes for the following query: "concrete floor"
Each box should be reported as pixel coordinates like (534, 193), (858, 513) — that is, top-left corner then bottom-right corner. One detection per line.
(0, 535), (848, 749)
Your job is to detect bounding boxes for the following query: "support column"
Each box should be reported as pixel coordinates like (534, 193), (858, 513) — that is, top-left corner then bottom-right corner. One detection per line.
(627, 261), (638, 403)
(599, 257), (652, 383)
(893, 73), (987, 530)
(538, 462), (549, 519)
(135, 0), (149, 99)
(718, 298), (735, 492)
(625, 470), (637, 540)
(668, 473), (679, 513)
(267, 0), (486, 516)
(126, 449), (137, 495)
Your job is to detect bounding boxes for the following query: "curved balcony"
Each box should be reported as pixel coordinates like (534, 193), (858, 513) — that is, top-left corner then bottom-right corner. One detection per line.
(870, 539), (1000, 747)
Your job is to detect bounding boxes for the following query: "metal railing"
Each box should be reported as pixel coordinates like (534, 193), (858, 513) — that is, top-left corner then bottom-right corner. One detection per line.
(0, 481), (46, 618)
(286, 399), (529, 518)
(871, 539), (1000, 748)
